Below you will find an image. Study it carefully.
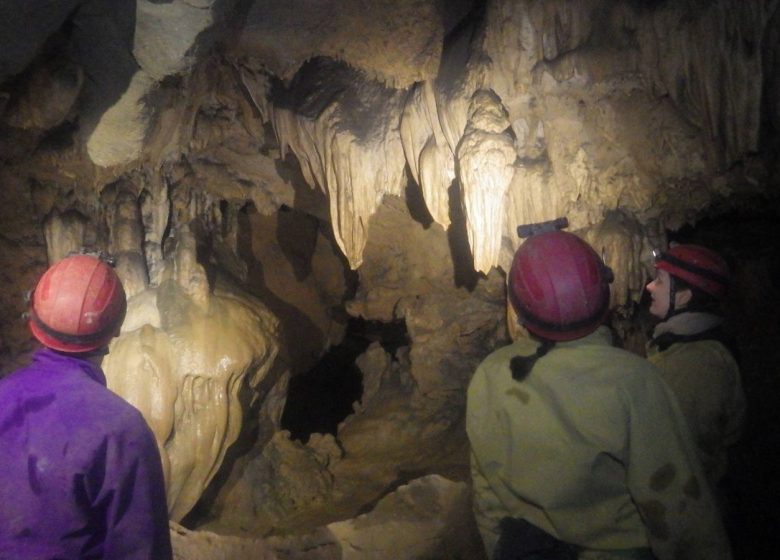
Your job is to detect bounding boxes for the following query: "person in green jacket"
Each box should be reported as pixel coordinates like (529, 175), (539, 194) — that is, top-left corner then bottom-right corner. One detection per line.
(645, 244), (746, 490)
(467, 221), (732, 560)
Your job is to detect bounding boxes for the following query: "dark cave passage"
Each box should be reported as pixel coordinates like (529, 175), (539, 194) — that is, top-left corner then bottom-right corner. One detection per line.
(280, 316), (409, 443)
(658, 207), (780, 558)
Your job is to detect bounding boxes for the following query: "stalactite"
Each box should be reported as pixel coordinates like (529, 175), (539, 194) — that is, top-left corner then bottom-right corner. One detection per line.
(140, 173), (171, 286)
(269, 61), (408, 268)
(108, 187), (149, 298)
(400, 81), (455, 228)
(42, 209), (87, 263)
(636, 0), (775, 169)
(456, 90), (517, 274)
(582, 213), (649, 310)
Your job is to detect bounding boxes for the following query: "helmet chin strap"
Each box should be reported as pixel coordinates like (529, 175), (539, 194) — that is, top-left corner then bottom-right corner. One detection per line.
(664, 275), (680, 320)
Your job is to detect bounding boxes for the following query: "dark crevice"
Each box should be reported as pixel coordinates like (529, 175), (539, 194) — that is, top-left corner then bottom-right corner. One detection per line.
(446, 180), (480, 290)
(280, 317), (409, 443)
(404, 172), (434, 228)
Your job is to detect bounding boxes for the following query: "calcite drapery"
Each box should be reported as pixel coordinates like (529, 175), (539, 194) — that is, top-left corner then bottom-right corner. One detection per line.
(5, 0), (775, 289)
(400, 81), (456, 228)
(270, 60), (408, 269)
(102, 227), (280, 521)
(456, 90), (517, 274)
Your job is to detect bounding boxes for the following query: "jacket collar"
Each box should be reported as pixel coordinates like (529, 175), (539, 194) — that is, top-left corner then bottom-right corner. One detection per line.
(33, 348), (107, 386)
(652, 311), (723, 339)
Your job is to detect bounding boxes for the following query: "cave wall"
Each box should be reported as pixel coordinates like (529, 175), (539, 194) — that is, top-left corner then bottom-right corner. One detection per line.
(2, 0), (780, 557)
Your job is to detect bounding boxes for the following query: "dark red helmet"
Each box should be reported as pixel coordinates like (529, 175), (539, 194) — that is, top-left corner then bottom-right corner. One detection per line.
(654, 244), (729, 300)
(509, 231), (611, 341)
(29, 254), (127, 353)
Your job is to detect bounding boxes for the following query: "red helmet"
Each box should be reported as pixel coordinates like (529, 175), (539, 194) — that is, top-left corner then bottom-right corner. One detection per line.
(29, 254), (127, 353)
(509, 231), (611, 341)
(655, 244), (729, 300)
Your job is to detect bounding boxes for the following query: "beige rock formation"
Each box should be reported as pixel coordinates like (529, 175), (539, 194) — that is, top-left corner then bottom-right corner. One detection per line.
(171, 523), (279, 560)
(268, 60), (409, 269)
(103, 227), (281, 521)
(1, 0), (779, 557)
(236, 0), (458, 89)
(205, 197), (506, 540)
(170, 475), (480, 560)
(457, 90), (517, 274)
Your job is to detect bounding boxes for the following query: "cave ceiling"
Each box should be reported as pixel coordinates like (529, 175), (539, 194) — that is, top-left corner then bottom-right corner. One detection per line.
(1, 0), (778, 281)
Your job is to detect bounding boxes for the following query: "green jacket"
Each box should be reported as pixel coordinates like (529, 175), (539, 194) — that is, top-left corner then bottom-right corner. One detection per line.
(466, 326), (731, 560)
(646, 312), (746, 486)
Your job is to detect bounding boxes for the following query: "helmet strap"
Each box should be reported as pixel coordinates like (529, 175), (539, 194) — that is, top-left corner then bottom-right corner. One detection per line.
(665, 276), (679, 320)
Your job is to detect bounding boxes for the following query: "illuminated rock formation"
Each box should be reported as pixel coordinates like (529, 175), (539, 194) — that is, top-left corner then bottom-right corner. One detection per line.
(457, 90), (517, 274)
(1, 1), (779, 557)
(269, 59), (409, 269)
(102, 226), (280, 521)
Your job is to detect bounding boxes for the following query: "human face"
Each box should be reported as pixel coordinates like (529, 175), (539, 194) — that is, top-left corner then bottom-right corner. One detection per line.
(646, 268), (672, 319)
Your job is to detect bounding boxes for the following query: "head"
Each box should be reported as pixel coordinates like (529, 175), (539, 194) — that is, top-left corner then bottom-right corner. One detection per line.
(645, 244), (729, 320)
(28, 253), (127, 354)
(509, 230), (613, 342)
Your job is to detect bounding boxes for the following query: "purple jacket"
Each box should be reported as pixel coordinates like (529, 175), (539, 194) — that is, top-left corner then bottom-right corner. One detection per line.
(0, 349), (172, 559)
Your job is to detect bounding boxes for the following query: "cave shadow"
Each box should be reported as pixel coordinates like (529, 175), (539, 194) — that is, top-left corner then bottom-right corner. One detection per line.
(403, 170), (434, 229)
(234, 203), (326, 374)
(68, 0), (140, 141)
(667, 209), (780, 558)
(280, 317), (410, 443)
(279, 321), (366, 443)
(447, 180), (481, 290)
(0, 0), (139, 155)
(275, 204), (316, 282)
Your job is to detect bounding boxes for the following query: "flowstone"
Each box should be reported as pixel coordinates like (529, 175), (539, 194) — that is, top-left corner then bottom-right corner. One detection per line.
(103, 228), (281, 521)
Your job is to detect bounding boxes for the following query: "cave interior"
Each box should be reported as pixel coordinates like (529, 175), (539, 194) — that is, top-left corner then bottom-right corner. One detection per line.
(1, 0), (779, 558)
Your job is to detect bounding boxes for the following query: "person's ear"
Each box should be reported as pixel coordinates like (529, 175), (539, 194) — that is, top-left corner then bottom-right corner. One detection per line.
(676, 288), (693, 309)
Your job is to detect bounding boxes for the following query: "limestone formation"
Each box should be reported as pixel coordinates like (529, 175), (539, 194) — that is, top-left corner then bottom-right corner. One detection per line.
(457, 90), (517, 274)
(1, 0), (779, 557)
(400, 81), (456, 228)
(170, 475), (480, 560)
(171, 523), (279, 560)
(268, 59), (409, 269)
(236, 0), (460, 89)
(2, 0), (776, 280)
(205, 197), (506, 539)
(103, 226), (281, 521)
(43, 210), (88, 264)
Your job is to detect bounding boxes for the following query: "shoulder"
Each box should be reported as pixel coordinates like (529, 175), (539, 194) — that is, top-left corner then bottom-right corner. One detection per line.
(51, 377), (155, 442)
(657, 339), (737, 370)
(558, 330), (661, 378)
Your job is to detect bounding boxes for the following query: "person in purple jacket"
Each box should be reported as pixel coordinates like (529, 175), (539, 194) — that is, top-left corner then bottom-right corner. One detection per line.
(0, 253), (172, 559)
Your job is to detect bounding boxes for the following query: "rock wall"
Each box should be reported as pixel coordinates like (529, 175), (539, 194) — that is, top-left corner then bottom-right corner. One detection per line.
(1, 0), (779, 557)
